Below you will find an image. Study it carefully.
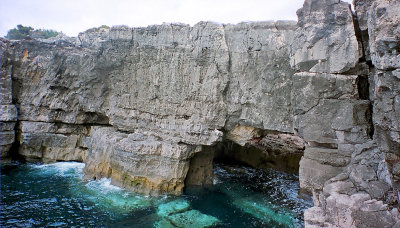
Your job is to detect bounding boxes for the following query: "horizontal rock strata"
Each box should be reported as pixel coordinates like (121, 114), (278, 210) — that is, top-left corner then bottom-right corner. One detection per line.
(0, 0), (399, 226)
(0, 20), (298, 195)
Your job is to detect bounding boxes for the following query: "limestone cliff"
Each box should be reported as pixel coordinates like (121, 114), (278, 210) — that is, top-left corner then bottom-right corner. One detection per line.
(0, 21), (298, 195)
(0, 0), (399, 226)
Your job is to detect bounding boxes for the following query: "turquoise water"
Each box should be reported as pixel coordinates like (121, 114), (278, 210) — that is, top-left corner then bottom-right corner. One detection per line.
(1, 162), (311, 227)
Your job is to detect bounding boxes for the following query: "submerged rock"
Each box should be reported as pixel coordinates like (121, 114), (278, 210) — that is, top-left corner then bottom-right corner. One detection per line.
(155, 199), (221, 228)
(233, 197), (295, 227)
(167, 210), (221, 228)
(156, 199), (191, 217)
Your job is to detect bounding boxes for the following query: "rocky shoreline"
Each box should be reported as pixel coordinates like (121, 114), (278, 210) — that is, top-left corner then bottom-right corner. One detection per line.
(1, 0), (399, 226)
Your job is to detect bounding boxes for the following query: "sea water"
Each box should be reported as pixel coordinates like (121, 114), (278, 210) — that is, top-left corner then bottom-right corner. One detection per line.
(0, 162), (312, 227)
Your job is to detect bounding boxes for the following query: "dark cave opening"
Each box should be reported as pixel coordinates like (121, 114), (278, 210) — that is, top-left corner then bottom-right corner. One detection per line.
(183, 136), (311, 227)
(213, 140), (303, 174)
(185, 131), (305, 188)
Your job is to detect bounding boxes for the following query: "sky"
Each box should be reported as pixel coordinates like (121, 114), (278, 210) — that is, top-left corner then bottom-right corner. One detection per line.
(0, 0), (353, 37)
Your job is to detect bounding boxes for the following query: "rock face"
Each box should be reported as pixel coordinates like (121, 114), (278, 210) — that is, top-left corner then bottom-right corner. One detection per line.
(295, 0), (400, 227)
(0, 21), (298, 195)
(0, 40), (17, 160)
(290, 0), (360, 73)
(0, 0), (399, 226)
(84, 126), (197, 195)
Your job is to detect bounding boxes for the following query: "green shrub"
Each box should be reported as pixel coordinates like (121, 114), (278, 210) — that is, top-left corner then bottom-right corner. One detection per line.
(5, 24), (59, 40)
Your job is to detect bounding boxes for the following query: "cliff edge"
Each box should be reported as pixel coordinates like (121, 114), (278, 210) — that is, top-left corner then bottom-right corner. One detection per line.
(0, 0), (399, 227)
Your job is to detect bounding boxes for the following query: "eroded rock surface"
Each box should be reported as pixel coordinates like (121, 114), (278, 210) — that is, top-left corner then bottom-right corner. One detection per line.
(297, 0), (400, 227)
(0, 21), (298, 195)
(84, 126), (196, 195)
(0, 40), (17, 159)
(290, 0), (360, 74)
(1, 0), (400, 226)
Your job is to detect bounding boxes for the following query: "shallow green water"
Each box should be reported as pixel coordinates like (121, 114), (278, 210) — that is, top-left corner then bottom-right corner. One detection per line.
(0, 162), (311, 227)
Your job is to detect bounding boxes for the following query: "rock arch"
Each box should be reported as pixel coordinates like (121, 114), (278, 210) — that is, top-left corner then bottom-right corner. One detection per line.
(1, 0), (399, 226)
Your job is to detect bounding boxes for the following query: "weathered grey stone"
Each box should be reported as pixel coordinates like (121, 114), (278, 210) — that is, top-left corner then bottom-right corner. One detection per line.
(299, 157), (343, 191)
(0, 0), (399, 225)
(368, 0), (400, 70)
(0, 131), (15, 158)
(290, 0), (359, 73)
(0, 39), (17, 160)
(353, 200), (400, 228)
(84, 126), (197, 195)
(306, 140), (399, 227)
(295, 99), (371, 145)
(290, 1), (400, 225)
(17, 121), (89, 162)
(78, 25), (110, 48)
(316, 192), (400, 228)
(0, 21), (301, 192)
(0, 105), (18, 121)
(219, 125), (305, 173)
(0, 66), (13, 105)
(258, 132), (305, 155)
(0, 131), (15, 146)
(353, 0), (376, 62)
(38, 33), (81, 47)
(224, 21), (296, 132)
(353, 0), (376, 31)
(303, 147), (350, 167)
(323, 180), (355, 196)
(373, 70), (400, 154)
(292, 71), (372, 194)
(0, 122), (15, 131)
(292, 72), (359, 116)
(1, 21), (297, 147)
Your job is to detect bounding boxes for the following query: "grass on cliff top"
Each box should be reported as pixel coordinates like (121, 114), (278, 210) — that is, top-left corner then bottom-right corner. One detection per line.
(5, 24), (60, 40)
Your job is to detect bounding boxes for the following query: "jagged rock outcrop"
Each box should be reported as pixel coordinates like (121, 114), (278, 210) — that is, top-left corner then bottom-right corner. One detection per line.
(290, 0), (360, 74)
(0, 0), (399, 226)
(293, 71), (372, 191)
(291, 0), (373, 193)
(296, 0), (400, 227)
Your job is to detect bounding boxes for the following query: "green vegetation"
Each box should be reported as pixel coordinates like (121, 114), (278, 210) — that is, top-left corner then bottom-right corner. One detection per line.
(86, 25), (110, 33)
(6, 24), (60, 40)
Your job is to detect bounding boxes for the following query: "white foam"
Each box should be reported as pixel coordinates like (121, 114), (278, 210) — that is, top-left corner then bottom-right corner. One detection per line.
(86, 178), (122, 193)
(79, 178), (155, 212)
(213, 177), (221, 185)
(32, 162), (85, 177)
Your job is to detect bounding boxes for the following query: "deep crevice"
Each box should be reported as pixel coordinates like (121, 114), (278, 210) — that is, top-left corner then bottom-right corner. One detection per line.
(368, 102), (375, 139)
(351, 8), (375, 139)
(357, 75), (370, 100)
(9, 121), (24, 162)
(351, 12), (367, 63)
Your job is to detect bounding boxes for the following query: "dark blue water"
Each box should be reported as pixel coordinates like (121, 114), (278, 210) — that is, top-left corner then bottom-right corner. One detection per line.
(0, 162), (311, 227)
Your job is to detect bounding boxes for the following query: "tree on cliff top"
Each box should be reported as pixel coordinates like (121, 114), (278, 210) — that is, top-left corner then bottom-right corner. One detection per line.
(6, 24), (59, 40)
